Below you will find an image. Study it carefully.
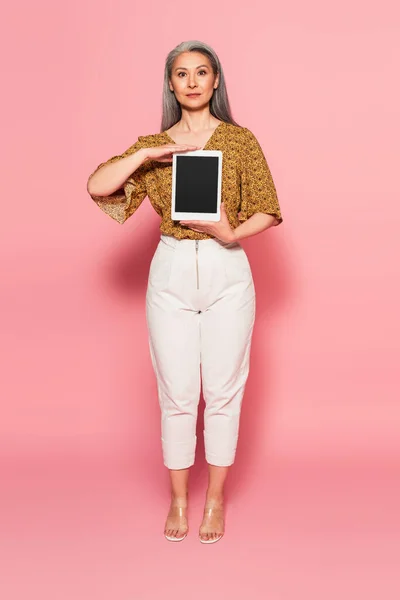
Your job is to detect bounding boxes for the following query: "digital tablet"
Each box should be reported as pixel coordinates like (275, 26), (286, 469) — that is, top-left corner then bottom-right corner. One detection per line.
(171, 150), (223, 222)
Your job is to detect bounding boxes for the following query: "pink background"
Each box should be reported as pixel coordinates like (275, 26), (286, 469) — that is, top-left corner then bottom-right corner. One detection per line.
(1, 0), (399, 598)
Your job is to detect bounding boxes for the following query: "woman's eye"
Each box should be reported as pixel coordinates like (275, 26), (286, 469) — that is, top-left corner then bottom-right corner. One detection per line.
(177, 71), (207, 77)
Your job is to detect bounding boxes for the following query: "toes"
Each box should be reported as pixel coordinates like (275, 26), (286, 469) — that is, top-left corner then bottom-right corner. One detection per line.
(197, 526), (224, 542)
(178, 528), (187, 537)
(177, 530), (187, 540)
(166, 528), (177, 538)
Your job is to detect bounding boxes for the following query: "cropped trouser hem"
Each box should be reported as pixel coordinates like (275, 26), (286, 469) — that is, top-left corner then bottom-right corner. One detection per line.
(205, 454), (236, 467)
(162, 436), (196, 470)
(204, 429), (238, 466)
(161, 432), (239, 469)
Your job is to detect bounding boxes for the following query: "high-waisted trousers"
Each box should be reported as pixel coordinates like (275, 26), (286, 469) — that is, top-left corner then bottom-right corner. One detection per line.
(145, 233), (256, 470)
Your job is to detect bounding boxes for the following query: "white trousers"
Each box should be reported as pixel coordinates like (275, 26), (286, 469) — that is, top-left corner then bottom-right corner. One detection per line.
(145, 234), (256, 469)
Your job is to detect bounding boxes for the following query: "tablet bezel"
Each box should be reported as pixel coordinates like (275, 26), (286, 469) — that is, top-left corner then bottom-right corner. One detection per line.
(171, 150), (223, 222)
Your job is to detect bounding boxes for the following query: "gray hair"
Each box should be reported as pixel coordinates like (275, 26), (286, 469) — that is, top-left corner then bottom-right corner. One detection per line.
(160, 40), (241, 132)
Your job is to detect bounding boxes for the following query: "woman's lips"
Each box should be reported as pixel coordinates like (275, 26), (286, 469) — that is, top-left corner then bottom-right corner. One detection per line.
(187, 93), (201, 97)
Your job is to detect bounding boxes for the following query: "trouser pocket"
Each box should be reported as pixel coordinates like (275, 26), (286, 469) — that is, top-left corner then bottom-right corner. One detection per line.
(148, 238), (176, 290)
(219, 244), (252, 284)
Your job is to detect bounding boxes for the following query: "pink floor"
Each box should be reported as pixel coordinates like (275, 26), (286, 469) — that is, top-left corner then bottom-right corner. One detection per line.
(1, 454), (398, 600)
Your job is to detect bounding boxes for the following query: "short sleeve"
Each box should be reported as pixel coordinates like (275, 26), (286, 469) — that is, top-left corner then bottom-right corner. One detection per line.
(87, 137), (149, 224)
(239, 128), (283, 225)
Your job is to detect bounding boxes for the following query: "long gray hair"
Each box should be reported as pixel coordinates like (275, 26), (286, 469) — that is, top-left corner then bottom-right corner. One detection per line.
(160, 40), (241, 132)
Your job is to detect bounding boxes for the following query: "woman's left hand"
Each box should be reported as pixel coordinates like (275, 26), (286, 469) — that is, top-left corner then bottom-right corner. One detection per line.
(179, 202), (236, 243)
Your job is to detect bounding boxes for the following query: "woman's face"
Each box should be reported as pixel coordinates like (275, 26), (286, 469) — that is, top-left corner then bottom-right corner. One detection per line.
(169, 52), (219, 110)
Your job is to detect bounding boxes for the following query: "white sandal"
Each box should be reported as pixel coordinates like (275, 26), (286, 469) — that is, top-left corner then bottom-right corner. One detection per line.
(164, 506), (188, 542)
(199, 506), (224, 544)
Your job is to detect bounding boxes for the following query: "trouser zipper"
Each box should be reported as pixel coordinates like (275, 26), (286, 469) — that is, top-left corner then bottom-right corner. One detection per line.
(195, 240), (199, 289)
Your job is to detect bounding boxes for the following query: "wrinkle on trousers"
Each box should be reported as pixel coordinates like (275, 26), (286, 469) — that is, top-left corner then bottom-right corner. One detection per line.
(145, 234), (256, 469)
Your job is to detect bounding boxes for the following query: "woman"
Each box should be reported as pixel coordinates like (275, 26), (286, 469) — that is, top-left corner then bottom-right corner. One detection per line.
(87, 40), (283, 544)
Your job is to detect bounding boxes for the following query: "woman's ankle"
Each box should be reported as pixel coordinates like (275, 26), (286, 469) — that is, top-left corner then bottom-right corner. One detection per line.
(205, 490), (224, 504)
(170, 493), (188, 506)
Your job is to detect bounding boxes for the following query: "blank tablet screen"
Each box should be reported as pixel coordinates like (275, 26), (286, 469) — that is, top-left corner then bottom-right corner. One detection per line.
(175, 155), (219, 213)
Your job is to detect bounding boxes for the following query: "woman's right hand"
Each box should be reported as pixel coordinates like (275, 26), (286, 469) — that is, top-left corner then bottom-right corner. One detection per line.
(142, 144), (202, 163)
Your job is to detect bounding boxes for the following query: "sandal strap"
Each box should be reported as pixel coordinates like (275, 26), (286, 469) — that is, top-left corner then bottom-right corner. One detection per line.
(169, 506), (187, 515)
(204, 506), (224, 516)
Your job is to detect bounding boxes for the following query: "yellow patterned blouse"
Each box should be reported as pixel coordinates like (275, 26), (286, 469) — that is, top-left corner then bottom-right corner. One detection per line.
(87, 121), (283, 240)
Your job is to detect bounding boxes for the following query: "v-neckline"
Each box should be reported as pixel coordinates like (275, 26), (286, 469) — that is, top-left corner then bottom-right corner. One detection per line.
(162, 121), (224, 151)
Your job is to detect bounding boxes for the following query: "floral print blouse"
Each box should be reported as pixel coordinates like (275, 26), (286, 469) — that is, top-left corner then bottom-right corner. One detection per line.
(87, 120), (283, 240)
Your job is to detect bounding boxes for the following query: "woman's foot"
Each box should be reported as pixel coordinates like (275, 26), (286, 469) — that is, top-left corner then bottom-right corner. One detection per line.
(199, 495), (225, 543)
(164, 496), (188, 541)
